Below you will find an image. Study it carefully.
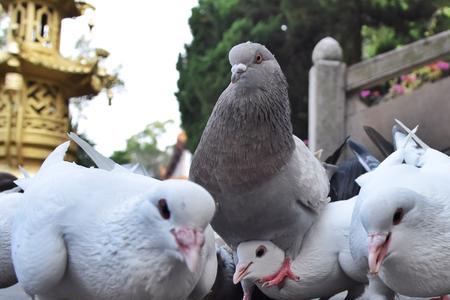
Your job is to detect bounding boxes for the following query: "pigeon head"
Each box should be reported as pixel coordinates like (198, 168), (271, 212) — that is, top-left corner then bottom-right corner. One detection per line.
(359, 186), (426, 275)
(228, 42), (283, 89)
(233, 240), (284, 284)
(145, 179), (215, 273)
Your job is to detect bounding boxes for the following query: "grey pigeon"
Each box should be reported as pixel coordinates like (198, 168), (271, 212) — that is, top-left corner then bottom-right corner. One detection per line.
(190, 41), (329, 286)
(11, 142), (216, 300)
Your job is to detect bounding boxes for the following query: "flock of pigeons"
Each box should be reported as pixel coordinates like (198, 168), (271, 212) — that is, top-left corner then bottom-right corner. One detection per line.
(0, 41), (449, 300)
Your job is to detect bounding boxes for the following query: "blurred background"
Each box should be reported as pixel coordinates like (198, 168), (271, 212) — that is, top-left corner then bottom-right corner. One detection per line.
(1, 1), (450, 299)
(0, 0), (450, 178)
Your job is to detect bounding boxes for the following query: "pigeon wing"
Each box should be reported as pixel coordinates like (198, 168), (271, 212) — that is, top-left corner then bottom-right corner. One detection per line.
(12, 208), (67, 296)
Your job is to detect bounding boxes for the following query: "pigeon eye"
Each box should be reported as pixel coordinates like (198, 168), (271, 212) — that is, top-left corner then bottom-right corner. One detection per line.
(255, 245), (266, 257)
(255, 54), (263, 64)
(158, 199), (171, 220)
(393, 208), (403, 225)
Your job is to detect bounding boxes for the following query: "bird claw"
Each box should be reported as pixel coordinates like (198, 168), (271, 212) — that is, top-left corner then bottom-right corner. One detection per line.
(258, 257), (300, 288)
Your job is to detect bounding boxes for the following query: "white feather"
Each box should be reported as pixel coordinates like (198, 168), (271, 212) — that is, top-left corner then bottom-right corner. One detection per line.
(12, 142), (217, 300)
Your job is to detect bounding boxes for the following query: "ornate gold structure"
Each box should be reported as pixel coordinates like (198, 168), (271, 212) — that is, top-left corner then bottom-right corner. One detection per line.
(0, 0), (115, 174)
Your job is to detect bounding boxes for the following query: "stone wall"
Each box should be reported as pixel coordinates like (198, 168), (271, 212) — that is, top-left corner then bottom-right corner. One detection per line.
(346, 76), (450, 159)
(308, 31), (450, 159)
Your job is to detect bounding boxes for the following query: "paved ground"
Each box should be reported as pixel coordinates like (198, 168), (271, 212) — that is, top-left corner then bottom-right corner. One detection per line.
(0, 285), (429, 300)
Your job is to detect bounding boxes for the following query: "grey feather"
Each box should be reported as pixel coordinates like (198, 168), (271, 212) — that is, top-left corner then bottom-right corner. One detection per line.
(68, 132), (118, 171)
(190, 42), (329, 259)
(328, 158), (365, 202)
(190, 46), (294, 193)
(392, 124), (409, 150)
(325, 136), (350, 164)
(347, 138), (380, 172)
(363, 126), (393, 158)
(394, 119), (429, 150)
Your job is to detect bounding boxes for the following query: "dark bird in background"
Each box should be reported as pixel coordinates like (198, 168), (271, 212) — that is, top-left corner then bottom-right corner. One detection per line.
(326, 123), (427, 202)
(326, 132), (385, 202)
(205, 246), (273, 300)
(0, 172), (21, 193)
(363, 125), (394, 157)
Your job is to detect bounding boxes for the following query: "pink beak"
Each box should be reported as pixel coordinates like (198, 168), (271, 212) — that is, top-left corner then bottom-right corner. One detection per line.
(233, 262), (253, 284)
(368, 233), (391, 274)
(171, 227), (205, 273)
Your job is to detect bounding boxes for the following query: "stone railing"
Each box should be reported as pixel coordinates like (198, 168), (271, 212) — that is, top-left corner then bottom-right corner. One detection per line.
(308, 30), (450, 158)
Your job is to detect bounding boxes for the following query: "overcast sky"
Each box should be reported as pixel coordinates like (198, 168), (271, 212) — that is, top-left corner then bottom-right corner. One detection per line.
(60, 0), (198, 156)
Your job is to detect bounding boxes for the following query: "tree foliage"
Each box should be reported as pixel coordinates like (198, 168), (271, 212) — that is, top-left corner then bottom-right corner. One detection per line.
(109, 120), (173, 177)
(176, 0), (450, 151)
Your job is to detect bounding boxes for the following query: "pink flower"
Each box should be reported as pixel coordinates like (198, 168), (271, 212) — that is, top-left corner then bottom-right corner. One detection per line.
(429, 63), (440, 71)
(436, 61), (450, 71)
(392, 84), (405, 95)
(401, 74), (417, 83)
(360, 90), (371, 98)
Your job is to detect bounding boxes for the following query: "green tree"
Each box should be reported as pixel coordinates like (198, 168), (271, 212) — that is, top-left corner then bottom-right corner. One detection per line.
(109, 120), (173, 177)
(176, 0), (450, 151)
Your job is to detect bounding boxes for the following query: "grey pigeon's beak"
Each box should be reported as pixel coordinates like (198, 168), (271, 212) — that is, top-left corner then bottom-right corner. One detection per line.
(231, 63), (247, 83)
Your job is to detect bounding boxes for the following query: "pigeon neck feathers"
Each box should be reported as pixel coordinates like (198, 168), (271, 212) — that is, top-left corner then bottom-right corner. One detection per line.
(195, 73), (294, 192)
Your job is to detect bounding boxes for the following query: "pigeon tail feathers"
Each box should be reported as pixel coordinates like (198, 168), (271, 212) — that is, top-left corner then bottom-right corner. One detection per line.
(68, 132), (126, 172)
(394, 119), (429, 150)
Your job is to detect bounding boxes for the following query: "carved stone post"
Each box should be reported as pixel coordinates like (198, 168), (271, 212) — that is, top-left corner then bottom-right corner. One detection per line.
(308, 37), (346, 158)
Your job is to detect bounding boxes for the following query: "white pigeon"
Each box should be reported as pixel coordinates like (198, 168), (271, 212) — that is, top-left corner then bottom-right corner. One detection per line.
(67, 132), (219, 300)
(234, 197), (367, 300)
(12, 141), (217, 300)
(350, 122), (450, 298)
(0, 191), (22, 288)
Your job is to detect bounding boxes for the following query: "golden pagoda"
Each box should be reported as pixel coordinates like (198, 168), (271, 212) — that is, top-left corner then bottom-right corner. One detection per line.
(0, 0), (116, 174)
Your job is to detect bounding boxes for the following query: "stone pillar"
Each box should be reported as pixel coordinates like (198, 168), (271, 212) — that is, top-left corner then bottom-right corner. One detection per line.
(308, 37), (347, 158)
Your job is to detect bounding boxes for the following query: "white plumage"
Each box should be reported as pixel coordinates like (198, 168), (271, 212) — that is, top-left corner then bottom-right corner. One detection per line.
(350, 125), (450, 298)
(0, 191), (22, 288)
(234, 197), (368, 300)
(11, 141), (217, 300)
